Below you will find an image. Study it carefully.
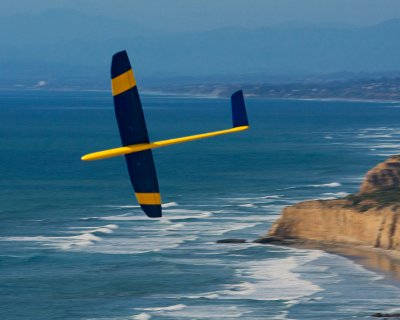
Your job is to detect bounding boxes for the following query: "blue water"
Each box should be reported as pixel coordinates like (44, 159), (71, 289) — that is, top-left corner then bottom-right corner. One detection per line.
(2, 91), (400, 319)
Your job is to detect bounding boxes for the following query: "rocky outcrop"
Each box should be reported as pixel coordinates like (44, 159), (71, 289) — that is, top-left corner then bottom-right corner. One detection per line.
(360, 155), (400, 194)
(259, 156), (400, 253)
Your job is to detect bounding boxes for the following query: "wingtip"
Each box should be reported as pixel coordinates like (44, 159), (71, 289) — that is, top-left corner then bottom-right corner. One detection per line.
(141, 205), (162, 218)
(111, 50), (132, 78)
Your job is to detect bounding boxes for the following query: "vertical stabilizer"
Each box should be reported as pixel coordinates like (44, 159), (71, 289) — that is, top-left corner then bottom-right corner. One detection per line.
(231, 90), (248, 128)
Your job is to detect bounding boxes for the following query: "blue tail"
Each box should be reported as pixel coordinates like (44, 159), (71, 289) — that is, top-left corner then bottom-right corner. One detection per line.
(231, 90), (248, 127)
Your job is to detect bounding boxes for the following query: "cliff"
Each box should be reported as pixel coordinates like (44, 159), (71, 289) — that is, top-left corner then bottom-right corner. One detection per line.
(258, 156), (400, 254)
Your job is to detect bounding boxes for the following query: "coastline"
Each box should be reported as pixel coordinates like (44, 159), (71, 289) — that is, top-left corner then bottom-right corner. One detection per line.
(2, 87), (399, 104)
(258, 155), (400, 286)
(256, 237), (400, 283)
(141, 89), (400, 104)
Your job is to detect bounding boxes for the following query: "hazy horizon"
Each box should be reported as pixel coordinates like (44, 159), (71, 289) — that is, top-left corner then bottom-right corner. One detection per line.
(1, 1), (400, 86)
(1, 0), (400, 33)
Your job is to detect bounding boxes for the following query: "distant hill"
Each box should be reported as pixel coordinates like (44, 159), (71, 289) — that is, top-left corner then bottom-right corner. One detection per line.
(1, 9), (400, 87)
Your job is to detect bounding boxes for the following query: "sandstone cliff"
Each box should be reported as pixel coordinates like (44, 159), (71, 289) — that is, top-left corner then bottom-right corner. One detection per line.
(259, 156), (400, 253)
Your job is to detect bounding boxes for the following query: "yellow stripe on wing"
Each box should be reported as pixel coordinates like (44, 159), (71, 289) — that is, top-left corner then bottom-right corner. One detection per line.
(111, 69), (136, 96)
(135, 193), (161, 205)
(81, 125), (249, 161)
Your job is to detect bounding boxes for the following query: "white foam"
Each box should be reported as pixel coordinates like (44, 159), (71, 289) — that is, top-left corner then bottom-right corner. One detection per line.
(370, 143), (400, 149)
(210, 214), (281, 222)
(221, 195), (282, 201)
(1, 223), (119, 249)
(1, 234), (101, 250)
(358, 134), (393, 138)
(187, 250), (324, 302)
(97, 210), (213, 222)
(375, 153), (397, 157)
(322, 192), (349, 197)
(171, 221), (261, 236)
(239, 203), (256, 208)
(162, 202), (178, 208)
(166, 305), (245, 318)
(90, 224), (119, 234)
(309, 182), (341, 188)
(141, 304), (186, 312)
(133, 313), (152, 320)
(96, 214), (150, 221)
(138, 304), (245, 318)
(164, 223), (185, 230)
(262, 195), (282, 199)
(362, 127), (392, 131)
(74, 233), (101, 242)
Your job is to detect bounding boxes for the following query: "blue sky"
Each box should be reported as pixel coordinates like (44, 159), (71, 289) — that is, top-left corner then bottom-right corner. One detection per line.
(1, 0), (400, 32)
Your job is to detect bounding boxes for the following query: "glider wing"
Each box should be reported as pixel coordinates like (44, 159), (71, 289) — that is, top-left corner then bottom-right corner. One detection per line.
(111, 51), (161, 218)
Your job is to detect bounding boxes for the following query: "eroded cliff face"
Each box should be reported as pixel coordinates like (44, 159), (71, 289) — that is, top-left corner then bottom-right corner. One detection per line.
(262, 156), (400, 251)
(360, 155), (400, 194)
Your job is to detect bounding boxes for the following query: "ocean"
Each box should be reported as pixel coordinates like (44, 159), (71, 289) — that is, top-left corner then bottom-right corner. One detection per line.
(2, 91), (400, 319)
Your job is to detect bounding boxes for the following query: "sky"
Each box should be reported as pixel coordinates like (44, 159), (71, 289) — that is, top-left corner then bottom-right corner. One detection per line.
(1, 0), (400, 32)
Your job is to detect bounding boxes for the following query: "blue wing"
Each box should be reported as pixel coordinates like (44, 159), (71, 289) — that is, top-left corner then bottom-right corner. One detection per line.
(111, 51), (162, 218)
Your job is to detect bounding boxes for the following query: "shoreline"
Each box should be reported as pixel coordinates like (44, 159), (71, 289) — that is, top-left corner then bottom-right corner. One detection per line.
(1, 88), (399, 104)
(256, 237), (400, 283)
(141, 89), (400, 104)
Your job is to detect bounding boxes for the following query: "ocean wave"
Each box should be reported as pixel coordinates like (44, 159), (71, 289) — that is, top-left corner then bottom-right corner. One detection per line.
(375, 153), (397, 157)
(278, 183), (342, 190)
(136, 304), (245, 319)
(322, 192), (349, 197)
(91, 214), (153, 221)
(358, 134), (393, 138)
(370, 143), (400, 149)
(133, 313), (152, 320)
(185, 250), (324, 302)
(210, 214), (282, 222)
(1, 234), (99, 250)
(219, 195), (282, 201)
(239, 203), (256, 208)
(141, 304), (186, 312)
(95, 209), (213, 221)
(309, 182), (341, 188)
(361, 127), (392, 131)
(170, 221), (261, 237)
(0, 224), (119, 250)
(162, 202), (178, 208)
(82, 235), (198, 255)
(0, 223), (199, 254)
(67, 224), (119, 234)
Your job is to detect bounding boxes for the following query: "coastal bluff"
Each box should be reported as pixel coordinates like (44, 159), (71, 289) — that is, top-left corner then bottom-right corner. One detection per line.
(258, 155), (400, 252)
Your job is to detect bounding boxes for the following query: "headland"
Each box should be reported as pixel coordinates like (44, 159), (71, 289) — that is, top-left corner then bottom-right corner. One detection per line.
(257, 155), (400, 278)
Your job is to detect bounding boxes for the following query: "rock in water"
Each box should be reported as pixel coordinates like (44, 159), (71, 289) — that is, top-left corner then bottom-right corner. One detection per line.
(372, 312), (400, 318)
(216, 238), (247, 244)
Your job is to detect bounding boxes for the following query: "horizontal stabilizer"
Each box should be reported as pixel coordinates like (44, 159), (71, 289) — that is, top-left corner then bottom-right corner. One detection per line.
(82, 91), (249, 162)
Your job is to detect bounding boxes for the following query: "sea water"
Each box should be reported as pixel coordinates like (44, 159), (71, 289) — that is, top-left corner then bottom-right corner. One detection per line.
(1, 91), (400, 319)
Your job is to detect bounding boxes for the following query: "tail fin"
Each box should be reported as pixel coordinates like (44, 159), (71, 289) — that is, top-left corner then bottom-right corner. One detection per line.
(231, 90), (248, 128)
